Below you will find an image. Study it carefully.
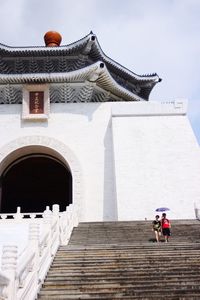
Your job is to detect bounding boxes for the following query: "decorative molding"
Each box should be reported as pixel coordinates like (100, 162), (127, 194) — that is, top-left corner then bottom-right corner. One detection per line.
(29, 57), (39, 73)
(0, 82), (124, 104)
(1, 56), (87, 75)
(78, 84), (94, 102)
(50, 83), (115, 103)
(0, 57), (11, 73)
(15, 58), (25, 74)
(0, 85), (22, 104)
(91, 89), (111, 102)
(50, 83), (77, 103)
(0, 82), (119, 104)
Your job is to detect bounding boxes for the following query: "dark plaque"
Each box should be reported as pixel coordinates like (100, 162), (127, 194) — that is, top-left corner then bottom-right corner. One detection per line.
(29, 91), (44, 114)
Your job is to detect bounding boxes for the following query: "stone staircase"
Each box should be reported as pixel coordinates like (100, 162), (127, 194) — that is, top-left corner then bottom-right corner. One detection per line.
(38, 220), (200, 299)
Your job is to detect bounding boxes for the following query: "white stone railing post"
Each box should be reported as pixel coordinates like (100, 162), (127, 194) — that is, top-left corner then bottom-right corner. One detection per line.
(51, 204), (60, 255)
(22, 222), (40, 299)
(14, 207), (22, 221)
(59, 204), (78, 245)
(43, 206), (52, 223)
(1, 245), (18, 300)
(52, 204), (59, 215)
(15, 223), (40, 300)
(37, 208), (53, 286)
(29, 222), (40, 279)
(194, 202), (200, 220)
(59, 210), (69, 245)
(43, 206), (53, 231)
(42, 206), (53, 256)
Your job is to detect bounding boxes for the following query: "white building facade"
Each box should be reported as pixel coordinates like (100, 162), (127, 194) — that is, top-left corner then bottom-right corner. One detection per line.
(0, 32), (200, 221)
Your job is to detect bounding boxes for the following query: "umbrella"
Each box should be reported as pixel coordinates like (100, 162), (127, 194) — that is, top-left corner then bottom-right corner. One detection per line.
(155, 207), (170, 212)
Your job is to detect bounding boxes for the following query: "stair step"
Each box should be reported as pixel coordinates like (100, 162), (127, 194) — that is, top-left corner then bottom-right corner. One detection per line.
(37, 220), (200, 299)
(39, 286), (200, 294)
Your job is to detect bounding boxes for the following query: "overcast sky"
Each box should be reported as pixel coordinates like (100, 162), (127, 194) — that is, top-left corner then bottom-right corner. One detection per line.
(0, 0), (200, 144)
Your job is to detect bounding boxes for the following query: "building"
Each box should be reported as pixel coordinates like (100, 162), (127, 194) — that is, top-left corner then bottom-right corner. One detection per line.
(0, 31), (200, 221)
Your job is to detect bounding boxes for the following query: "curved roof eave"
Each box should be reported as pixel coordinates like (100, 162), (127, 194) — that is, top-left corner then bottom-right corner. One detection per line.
(0, 61), (144, 101)
(0, 32), (92, 55)
(91, 35), (160, 83)
(0, 32), (161, 84)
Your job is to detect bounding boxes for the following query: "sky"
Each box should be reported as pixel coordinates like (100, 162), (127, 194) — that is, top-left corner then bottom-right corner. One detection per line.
(0, 0), (200, 143)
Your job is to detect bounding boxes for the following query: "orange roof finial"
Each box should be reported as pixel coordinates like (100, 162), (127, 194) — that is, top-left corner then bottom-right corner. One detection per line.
(44, 31), (62, 47)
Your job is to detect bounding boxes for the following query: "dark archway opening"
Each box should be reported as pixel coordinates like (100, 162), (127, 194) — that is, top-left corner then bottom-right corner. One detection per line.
(0, 154), (72, 213)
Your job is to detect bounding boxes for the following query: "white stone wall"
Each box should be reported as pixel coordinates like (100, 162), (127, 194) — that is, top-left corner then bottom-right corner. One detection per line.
(0, 102), (116, 222)
(112, 101), (200, 220)
(0, 100), (199, 221)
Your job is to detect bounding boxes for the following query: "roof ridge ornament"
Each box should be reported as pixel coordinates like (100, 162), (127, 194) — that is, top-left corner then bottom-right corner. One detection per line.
(44, 31), (62, 47)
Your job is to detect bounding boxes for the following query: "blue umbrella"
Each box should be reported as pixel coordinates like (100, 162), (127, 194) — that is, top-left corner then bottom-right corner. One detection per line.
(155, 207), (170, 212)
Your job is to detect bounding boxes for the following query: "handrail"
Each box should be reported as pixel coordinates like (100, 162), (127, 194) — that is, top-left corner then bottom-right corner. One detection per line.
(0, 207), (43, 220)
(0, 203), (79, 300)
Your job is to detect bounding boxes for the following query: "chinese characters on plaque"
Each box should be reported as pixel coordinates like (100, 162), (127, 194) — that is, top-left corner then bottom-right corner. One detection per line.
(22, 85), (49, 120)
(29, 91), (44, 114)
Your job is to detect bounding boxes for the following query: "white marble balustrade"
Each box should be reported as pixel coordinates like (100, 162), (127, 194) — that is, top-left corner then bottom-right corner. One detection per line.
(0, 204), (78, 300)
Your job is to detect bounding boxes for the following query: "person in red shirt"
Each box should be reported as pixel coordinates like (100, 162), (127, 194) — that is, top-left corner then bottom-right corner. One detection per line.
(161, 213), (171, 242)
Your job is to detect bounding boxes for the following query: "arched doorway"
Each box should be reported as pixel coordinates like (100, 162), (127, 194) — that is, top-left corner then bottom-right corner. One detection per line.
(0, 154), (72, 213)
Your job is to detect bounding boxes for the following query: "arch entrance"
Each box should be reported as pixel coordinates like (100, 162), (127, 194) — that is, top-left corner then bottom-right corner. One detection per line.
(0, 153), (72, 213)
